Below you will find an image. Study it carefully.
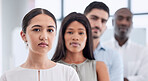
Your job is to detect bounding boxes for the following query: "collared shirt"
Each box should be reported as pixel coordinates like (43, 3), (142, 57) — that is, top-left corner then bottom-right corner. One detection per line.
(103, 38), (148, 81)
(94, 43), (123, 81)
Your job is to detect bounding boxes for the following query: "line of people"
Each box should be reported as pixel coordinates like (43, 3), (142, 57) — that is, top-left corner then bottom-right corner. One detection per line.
(0, 1), (148, 81)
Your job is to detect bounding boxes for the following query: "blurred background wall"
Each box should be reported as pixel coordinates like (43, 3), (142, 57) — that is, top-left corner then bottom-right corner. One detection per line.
(1, 0), (34, 74)
(0, 0), (2, 76)
(0, 0), (148, 75)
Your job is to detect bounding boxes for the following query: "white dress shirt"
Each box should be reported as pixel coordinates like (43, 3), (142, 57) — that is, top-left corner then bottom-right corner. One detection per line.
(103, 38), (148, 81)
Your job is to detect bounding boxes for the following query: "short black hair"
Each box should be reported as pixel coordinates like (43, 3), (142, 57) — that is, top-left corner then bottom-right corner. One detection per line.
(84, 1), (110, 16)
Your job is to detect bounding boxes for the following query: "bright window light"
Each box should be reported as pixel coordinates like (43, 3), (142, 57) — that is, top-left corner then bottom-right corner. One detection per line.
(131, 0), (148, 13)
(64, 0), (127, 16)
(35, 0), (61, 19)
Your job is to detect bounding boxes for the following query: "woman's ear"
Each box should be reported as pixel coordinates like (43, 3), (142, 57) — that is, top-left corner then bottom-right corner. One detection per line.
(20, 31), (27, 42)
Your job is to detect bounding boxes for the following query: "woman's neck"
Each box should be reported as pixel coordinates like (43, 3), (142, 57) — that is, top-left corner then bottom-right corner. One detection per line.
(21, 52), (55, 69)
(63, 51), (86, 64)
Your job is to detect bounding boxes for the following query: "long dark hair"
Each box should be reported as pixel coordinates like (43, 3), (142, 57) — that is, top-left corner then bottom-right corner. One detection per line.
(22, 8), (57, 33)
(52, 12), (95, 62)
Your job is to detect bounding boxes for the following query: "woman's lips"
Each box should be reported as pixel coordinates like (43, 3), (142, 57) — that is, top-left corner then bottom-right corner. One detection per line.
(38, 42), (48, 47)
(70, 42), (80, 47)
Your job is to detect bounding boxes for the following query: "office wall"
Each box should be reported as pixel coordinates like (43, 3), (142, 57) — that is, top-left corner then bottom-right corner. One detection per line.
(1, 0), (33, 73)
(0, 0), (2, 76)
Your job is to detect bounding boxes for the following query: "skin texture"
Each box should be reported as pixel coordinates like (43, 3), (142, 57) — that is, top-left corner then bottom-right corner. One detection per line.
(64, 21), (87, 53)
(86, 9), (108, 39)
(113, 8), (133, 46)
(86, 8), (109, 50)
(124, 78), (129, 81)
(96, 61), (110, 81)
(64, 21), (87, 63)
(20, 14), (56, 69)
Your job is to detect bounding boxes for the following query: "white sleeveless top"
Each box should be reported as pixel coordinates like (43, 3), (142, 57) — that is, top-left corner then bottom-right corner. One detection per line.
(0, 63), (80, 81)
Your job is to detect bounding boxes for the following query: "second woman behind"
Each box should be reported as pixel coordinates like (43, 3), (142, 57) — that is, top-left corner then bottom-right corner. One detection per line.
(52, 12), (110, 81)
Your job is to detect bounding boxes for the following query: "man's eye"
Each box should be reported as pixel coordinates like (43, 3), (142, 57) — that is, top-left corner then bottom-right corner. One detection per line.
(102, 20), (107, 24)
(48, 29), (54, 32)
(33, 29), (40, 31)
(118, 17), (123, 21)
(126, 18), (131, 21)
(91, 17), (97, 20)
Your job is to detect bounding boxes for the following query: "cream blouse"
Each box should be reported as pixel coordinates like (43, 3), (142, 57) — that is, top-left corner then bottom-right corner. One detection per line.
(0, 63), (80, 81)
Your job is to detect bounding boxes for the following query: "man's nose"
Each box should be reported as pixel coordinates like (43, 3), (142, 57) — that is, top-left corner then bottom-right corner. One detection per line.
(120, 19), (129, 25)
(95, 20), (103, 28)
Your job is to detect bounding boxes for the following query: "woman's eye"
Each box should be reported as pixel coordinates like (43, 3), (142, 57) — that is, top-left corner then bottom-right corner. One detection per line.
(67, 32), (73, 34)
(48, 29), (54, 32)
(79, 32), (84, 35)
(33, 29), (40, 31)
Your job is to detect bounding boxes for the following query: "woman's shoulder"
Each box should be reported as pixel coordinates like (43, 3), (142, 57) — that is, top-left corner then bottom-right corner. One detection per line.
(96, 61), (107, 71)
(56, 63), (74, 71)
(0, 67), (22, 81)
(2, 67), (21, 75)
(86, 59), (97, 64)
(96, 61), (106, 67)
(54, 63), (80, 80)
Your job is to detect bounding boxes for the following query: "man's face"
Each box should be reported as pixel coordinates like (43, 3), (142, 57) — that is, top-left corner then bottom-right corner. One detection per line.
(86, 8), (109, 39)
(113, 9), (133, 39)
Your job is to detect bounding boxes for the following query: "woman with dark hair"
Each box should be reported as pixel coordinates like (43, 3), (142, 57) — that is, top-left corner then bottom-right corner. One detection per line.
(52, 12), (110, 81)
(0, 8), (80, 81)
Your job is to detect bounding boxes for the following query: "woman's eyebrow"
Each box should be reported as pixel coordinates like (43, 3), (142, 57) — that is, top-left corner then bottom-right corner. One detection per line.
(31, 25), (55, 28)
(67, 28), (73, 30)
(31, 25), (41, 28)
(78, 28), (85, 30)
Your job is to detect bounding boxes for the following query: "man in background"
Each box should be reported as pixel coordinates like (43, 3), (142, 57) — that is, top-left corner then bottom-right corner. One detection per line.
(84, 1), (123, 81)
(104, 8), (148, 81)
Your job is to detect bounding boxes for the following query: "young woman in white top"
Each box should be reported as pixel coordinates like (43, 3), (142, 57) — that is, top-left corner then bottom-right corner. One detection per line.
(0, 8), (80, 81)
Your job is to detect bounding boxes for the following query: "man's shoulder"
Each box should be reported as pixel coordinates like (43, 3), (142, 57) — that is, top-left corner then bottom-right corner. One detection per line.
(95, 44), (120, 58)
(129, 41), (144, 49)
(103, 45), (119, 56)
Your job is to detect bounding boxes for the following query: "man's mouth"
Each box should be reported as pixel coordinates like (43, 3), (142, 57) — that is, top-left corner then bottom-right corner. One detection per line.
(119, 27), (127, 32)
(92, 27), (101, 32)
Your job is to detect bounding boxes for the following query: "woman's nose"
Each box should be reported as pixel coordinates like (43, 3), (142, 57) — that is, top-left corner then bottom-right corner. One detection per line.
(72, 34), (79, 41)
(39, 32), (48, 41)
